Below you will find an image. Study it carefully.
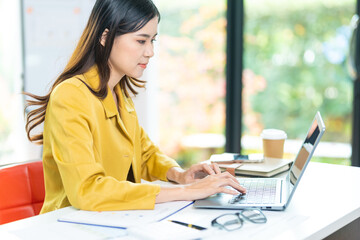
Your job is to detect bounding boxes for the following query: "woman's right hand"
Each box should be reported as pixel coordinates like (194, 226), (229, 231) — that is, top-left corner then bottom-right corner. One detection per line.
(155, 171), (246, 203)
(182, 171), (246, 200)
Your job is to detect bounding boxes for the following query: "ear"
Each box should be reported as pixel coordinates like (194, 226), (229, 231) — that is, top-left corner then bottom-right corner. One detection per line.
(100, 28), (109, 47)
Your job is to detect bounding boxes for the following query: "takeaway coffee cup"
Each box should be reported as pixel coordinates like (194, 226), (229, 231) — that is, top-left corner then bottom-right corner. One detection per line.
(260, 129), (287, 159)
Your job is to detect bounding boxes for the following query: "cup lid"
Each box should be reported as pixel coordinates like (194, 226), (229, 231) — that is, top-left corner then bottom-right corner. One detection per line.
(260, 129), (287, 140)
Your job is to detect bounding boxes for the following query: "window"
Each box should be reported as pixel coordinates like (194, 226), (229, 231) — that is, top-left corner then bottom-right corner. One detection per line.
(154, 0), (227, 167)
(0, 0), (28, 165)
(242, 0), (355, 165)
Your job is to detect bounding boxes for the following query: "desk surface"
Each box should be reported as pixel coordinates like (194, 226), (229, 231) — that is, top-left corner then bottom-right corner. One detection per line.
(1, 162), (360, 240)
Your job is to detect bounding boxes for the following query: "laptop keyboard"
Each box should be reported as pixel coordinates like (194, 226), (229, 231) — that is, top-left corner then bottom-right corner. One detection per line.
(229, 179), (277, 204)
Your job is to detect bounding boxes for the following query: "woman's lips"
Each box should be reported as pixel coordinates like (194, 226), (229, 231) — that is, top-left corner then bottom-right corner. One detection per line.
(139, 63), (147, 69)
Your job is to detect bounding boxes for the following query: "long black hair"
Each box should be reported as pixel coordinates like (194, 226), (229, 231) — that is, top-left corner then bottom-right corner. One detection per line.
(24, 0), (160, 144)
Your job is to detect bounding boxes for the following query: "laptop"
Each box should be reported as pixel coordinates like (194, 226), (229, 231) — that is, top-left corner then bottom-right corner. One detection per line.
(194, 111), (326, 211)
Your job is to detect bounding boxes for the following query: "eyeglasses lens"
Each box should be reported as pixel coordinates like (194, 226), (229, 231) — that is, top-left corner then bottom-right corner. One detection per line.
(241, 209), (267, 223)
(215, 214), (243, 231)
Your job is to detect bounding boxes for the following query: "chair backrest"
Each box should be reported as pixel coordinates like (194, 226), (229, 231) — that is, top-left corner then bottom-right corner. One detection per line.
(0, 161), (45, 224)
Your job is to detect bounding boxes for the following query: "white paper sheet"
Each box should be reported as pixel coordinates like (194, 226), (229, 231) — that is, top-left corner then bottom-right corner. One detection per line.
(58, 201), (193, 229)
(127, 220), (209, 240)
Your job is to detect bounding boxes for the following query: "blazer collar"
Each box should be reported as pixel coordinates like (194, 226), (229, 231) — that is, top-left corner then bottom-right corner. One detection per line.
(81, 66), (137, 118)
(80, 66), (115, 119)
(80, 66), (136, 144)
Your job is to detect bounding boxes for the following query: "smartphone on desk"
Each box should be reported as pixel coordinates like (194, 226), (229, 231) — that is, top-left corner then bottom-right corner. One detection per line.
(234, 154), (264, 162)
(210, 153), (264, 164)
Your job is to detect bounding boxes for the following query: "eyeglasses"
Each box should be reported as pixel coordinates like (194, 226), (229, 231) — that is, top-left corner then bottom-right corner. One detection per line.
(211, 208), (267, 231)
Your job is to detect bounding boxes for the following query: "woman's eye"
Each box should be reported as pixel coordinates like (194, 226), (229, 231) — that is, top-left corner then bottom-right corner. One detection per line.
(137, 40), (146, 44)
(151, 38), (157, 43)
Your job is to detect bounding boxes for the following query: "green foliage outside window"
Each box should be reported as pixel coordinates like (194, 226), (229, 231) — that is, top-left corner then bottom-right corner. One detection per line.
(157, 0), (355, 167)
(244, 0), (354, 143)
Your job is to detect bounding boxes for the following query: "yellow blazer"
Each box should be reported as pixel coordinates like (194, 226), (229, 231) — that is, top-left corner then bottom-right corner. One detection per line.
(40, 66), (180, 213)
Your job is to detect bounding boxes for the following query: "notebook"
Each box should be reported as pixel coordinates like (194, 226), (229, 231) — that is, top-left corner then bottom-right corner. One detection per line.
(194, 112), (325, 211)
(216, 158), (293, 177)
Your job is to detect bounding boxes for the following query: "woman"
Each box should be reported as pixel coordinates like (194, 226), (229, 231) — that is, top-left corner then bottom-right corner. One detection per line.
(24, 0), (245, 213)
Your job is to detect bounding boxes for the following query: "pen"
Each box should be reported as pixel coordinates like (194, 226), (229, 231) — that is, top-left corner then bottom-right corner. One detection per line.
(168, 220), (207, 230)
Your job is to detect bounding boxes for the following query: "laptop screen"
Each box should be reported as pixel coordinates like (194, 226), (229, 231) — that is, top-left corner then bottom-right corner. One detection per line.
(289, 113), (324, 187)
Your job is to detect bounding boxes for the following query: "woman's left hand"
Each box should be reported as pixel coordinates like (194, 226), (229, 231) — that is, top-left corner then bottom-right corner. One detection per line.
(169, 163), (222, 185)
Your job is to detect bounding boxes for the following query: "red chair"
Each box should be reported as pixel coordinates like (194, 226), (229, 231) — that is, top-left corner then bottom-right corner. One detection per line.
(0, 161), (45, 224)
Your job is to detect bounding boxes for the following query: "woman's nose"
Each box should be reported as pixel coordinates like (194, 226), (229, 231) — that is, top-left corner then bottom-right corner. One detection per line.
(144, 43), (154, 58)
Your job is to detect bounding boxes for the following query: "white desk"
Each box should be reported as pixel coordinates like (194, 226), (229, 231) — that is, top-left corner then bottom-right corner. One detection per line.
(1, 162), (360, 240)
